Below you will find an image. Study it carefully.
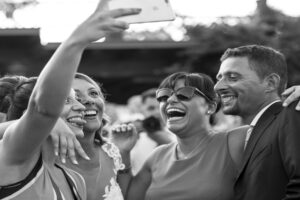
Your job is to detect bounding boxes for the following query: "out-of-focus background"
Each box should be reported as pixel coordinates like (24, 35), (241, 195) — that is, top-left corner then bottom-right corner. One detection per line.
(0, 0), (299, 105)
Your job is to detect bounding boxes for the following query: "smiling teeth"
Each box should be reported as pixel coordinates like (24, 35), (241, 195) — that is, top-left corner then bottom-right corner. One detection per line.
(84, 110), (97, 115)
(67, 116), (84, 128)
(68, 117), (82, 122)
(70, 122), (80, 127)
(167, 108), (184, 114)
(221, 96), (235, 104)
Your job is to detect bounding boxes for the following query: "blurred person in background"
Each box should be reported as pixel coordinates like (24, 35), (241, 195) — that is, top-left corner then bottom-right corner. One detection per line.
(0, 113), (6, 122)
(0, 76), (27, 122)
(129, 88), (175, 174)
(140, 88), (176, 145)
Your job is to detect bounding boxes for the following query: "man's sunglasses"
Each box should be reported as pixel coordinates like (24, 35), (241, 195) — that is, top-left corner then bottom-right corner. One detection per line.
(156, 86), (212, 103)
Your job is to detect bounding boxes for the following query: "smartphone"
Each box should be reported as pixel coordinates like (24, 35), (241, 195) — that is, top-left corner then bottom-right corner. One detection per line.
(106, 0), (176, 24)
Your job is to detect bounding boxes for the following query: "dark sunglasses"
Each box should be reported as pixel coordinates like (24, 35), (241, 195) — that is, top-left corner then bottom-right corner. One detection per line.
(156, 86), (212, 103)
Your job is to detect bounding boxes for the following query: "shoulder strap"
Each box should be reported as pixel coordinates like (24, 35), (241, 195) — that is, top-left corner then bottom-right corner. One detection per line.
(48, 172), (65, 200)
(55, 164), (82, 200)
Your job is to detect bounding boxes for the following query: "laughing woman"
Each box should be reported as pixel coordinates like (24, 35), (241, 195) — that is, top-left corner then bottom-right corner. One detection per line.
(62, 73), (138, 200)
(0, 1), (140, 199)
(126, 72), (248, 200)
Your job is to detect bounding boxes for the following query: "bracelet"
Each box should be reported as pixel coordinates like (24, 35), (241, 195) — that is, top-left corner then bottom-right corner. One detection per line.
(118, 166), (132, 174)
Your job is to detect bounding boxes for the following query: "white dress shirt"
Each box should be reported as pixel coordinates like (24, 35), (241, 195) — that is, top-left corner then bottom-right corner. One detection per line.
(244, 100), (281, 149)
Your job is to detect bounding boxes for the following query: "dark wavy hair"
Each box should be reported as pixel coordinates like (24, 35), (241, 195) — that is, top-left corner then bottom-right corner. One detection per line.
(0, 75), (27, 114)
(0, 75), (37, 121)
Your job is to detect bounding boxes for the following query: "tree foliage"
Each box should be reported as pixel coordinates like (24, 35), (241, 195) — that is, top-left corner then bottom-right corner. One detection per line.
(181, 12), (300, 85)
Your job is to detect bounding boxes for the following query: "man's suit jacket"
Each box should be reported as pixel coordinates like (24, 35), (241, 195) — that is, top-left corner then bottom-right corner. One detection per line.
(234, 102), (300, 200)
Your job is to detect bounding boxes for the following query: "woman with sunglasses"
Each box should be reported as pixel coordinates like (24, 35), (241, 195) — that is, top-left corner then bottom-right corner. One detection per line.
(126, 72), (248, 200)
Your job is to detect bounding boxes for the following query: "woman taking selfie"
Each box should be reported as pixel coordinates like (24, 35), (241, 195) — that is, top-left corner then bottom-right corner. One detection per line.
(0, 0), (140, 199)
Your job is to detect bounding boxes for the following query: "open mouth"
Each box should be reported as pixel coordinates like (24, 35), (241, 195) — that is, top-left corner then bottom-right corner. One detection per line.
(166, 108), (186, 121)
(66, 116), (86, 128)
(84, 110), (98, 119)
(219, 93), (236, 105)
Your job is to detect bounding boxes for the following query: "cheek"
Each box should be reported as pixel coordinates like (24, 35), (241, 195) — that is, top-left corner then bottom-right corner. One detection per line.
(96, 98), (105, 110)
(192, 101), (209, 117)
(60, 106), (71, 119)
(238, 84), (262, 98)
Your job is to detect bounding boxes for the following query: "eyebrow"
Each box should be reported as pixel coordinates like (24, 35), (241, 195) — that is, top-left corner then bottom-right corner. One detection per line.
(74, 87), (96, 92)
(217, 71), (240, 79)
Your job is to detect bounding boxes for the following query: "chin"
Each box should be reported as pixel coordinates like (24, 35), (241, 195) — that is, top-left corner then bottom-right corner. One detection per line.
(167, 124), (182, 135)
(69, 125), (84, 137)
(223, 107), (240, 116)
(83, 122), (101, 133)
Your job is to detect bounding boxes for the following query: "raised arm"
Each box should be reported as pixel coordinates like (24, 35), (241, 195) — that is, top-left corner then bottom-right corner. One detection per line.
(109, 123), (138, 196)
(108, 123), (152, 199)
(0, 1), (141, 165)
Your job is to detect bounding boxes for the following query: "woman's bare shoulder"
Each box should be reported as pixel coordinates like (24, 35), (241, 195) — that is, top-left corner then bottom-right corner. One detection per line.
(227, 125), (249, 168)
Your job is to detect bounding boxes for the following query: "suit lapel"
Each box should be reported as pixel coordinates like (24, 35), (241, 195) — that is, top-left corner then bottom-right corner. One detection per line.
(236, 102), (283, 180)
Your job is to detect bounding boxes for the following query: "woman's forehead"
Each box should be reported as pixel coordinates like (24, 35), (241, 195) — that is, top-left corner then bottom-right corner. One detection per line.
(173, 79), (186, 89)
(73, 78), (104, 98)
(73, 78), (97, 90)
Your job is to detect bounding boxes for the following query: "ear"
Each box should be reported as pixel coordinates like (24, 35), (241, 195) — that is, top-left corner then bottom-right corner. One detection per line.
(264, 73), (280, 93)
(206, 102), (217, 115)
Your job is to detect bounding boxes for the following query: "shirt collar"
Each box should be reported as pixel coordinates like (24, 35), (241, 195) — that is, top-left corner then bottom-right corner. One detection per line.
(250, 100), (281, 127)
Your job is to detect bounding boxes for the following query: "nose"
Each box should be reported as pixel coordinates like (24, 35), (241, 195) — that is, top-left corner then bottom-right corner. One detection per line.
(78, 96), (95, 106)
(73, 99), (85, 112)
(166, 92), (178, 103)
(214, 78), (227, 92)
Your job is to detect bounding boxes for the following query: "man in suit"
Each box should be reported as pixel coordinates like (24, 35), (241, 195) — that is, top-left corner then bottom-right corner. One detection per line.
(214, 44), (300, 200)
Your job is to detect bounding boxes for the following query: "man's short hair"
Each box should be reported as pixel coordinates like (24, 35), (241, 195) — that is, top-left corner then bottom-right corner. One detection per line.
(220, 45), (288, 94)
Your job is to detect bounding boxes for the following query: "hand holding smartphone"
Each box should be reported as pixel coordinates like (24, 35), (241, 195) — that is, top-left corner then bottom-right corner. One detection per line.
(105, 0), (176, 24)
